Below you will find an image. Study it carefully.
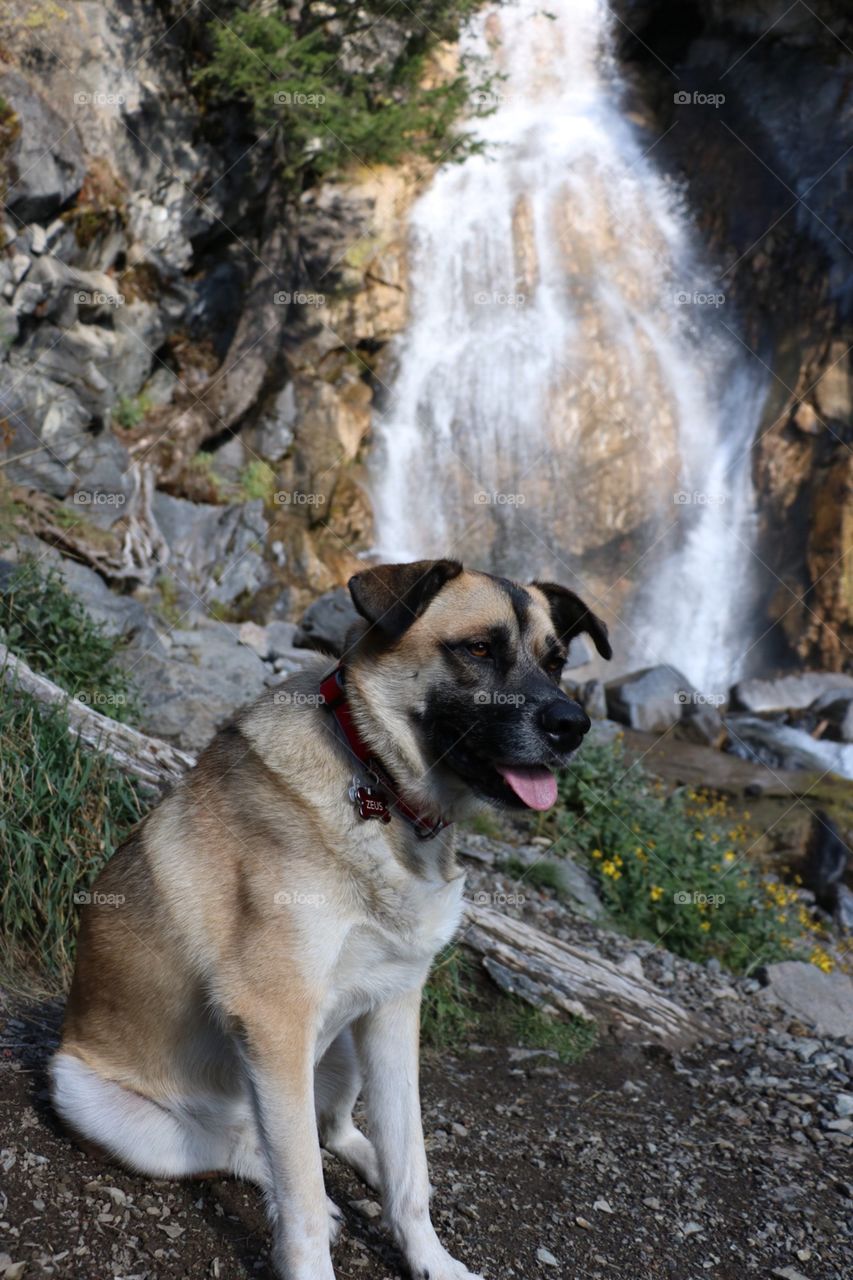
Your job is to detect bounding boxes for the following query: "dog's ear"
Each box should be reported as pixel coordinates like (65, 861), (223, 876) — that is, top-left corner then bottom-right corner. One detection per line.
(531, 581), (612, 660)
(349, 559), (463, 639)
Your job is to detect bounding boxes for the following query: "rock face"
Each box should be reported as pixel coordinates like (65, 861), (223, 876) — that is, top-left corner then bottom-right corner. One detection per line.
(613, 0), (853, 671)
(0, 68), (86, 220)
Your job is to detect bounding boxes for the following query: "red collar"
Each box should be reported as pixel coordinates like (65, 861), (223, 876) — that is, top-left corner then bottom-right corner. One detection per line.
(319, 665), (451, 841)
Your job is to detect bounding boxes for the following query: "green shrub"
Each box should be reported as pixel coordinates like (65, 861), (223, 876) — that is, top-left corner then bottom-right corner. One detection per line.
(239, 459), (276, 504)
(0, 693), (146, 983)
(195, 3), (492, 194)
(0, 559), (139, 722)
(112, 392), (152, 430)
(546, 738), (813, 974)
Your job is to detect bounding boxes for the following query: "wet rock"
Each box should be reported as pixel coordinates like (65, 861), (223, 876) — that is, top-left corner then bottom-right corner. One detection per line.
(605, 665), (692, 733)
(294, 586), (359, 656)
(759, 962), (853, 1039)
(0, 70), (86, 221)
(810, 690), (853, 742)
(731, 672), (853, 714)
(726, 715), (853, 779)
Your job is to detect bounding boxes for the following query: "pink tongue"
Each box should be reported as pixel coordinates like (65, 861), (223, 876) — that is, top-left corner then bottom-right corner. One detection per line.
(496, 765), (558, 811)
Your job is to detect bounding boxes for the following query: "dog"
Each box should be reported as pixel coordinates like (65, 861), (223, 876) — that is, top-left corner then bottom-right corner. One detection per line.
(50, 559), (611, 1280)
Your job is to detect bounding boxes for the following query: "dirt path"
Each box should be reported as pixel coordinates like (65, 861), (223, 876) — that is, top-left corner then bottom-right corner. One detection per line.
(1, 993), (850, 1280)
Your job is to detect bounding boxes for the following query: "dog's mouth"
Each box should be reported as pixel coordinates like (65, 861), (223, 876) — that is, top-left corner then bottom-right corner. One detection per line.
(440, 741), (561, 811)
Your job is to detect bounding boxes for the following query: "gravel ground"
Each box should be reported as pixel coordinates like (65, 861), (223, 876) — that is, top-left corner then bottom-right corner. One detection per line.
(2, 918), (852, 1280)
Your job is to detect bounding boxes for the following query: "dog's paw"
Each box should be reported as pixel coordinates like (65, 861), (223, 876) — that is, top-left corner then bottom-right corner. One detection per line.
(327, 1195), (345, 1246)
(407, 1246), (484, 1280)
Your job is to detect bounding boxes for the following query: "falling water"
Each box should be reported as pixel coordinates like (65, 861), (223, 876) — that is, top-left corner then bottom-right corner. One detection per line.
(369, 0), (767, 692)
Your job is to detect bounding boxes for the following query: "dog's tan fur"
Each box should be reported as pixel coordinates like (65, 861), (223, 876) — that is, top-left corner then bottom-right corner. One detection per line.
(51, 562), (608, 1280)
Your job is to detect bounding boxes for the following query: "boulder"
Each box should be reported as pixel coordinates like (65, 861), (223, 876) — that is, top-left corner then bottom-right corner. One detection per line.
(151, 492), (269, 609)
(0, 70), (86, 221)
(731, 672), (853, 714)
(759, 961), (853, 1039)
(810, 690), (853, 742)
(605, 665), (693, 733)
(294, 586), (359, 656)
(726, 715), (853, 779)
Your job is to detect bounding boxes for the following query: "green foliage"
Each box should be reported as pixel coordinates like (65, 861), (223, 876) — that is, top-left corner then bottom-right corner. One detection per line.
(195, 2), (492, 193)
(112, 392), (152, 430)
(500, 856), (564, 894)
(547, 738), (811, 974)
(0, 559), (139, 723)
(240, 458), (276, 504)
(421, 945), (597, 1063)
(0, 693), (145, 983)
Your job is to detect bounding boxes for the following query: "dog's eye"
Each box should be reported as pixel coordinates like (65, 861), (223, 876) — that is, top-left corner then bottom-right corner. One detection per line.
(545, 657), (564, 676)
(467, 641), (492, 659)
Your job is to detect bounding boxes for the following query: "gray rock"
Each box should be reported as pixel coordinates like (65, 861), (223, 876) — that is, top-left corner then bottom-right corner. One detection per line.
(266, 621), (298, 657)
(294, 586), (359, 656)
(759, 961), (853, 1039)
(731, 672), (853, 714)
(726, 715), (853, 779)
(576, 678), (607, 720)
(0, 70), (86, 220)
(678, 701), (724, 746)
(250, 382), (297, 462)
(551, 859), (606, 920)
(126, 625), (270, 752)
(152, 492), (269, 610)
(605, 665), (693, 733)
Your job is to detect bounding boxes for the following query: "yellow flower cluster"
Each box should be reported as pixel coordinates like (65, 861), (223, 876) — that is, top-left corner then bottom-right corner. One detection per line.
(809, 946), (834, 974)
(649, 885), (664, 902)
(601, 854), (623, 880)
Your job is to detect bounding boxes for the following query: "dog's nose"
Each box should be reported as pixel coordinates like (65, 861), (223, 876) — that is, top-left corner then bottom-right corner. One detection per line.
(540, 699), (591, 751)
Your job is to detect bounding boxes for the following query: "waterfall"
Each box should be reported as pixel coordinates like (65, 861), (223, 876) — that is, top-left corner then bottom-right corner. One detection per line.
(369, 0), (767, 693)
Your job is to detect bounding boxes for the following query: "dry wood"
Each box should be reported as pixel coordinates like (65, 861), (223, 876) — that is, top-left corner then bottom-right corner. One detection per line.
(462, 903), (712, 1047)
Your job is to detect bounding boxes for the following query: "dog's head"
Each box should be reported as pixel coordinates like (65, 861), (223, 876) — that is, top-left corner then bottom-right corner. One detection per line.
(344, 559), (611, 817)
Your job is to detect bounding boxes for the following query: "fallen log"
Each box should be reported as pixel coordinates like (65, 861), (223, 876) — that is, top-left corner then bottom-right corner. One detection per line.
(1, 644), (193, 789)
(461, 903), (712, 1047)
(4, 643), (713, 1045)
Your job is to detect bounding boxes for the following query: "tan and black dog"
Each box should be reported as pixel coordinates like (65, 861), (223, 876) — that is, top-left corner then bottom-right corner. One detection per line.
(51, 559), (611, 1280)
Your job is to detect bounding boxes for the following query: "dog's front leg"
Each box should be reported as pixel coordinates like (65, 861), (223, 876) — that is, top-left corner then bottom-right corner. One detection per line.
(242, 1013), (335, 1280)
(355, 989), (484, 1280)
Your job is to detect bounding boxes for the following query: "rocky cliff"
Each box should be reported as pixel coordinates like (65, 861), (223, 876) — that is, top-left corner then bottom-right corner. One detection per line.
(615, 0), (853, 669)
